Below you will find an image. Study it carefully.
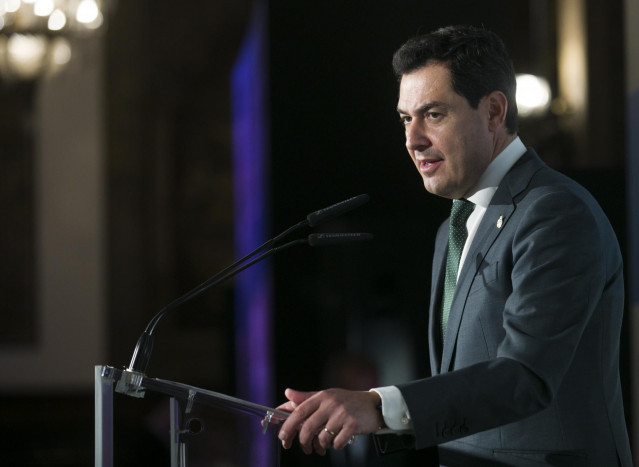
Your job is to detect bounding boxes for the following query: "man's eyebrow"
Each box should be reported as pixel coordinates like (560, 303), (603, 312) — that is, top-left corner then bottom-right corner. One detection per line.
(396, 101), (449, 115)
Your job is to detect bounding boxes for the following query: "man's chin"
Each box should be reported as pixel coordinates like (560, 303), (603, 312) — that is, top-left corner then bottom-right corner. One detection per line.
(423, 179), (468, 200)
(423, 182), (453, 199)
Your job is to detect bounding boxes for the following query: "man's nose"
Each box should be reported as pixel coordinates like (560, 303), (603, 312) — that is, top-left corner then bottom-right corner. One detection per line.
(405, 121), (430, 152)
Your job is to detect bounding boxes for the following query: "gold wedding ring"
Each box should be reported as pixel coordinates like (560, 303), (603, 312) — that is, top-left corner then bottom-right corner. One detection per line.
(324, 427), (336, 436)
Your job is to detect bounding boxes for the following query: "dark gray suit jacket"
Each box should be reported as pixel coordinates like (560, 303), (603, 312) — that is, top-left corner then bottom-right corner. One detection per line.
(397, 149), (633, 466)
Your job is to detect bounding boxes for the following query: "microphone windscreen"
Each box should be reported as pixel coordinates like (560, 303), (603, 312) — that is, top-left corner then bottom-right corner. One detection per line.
(306, 194), (370, 227)
(308, 232), (373, 247)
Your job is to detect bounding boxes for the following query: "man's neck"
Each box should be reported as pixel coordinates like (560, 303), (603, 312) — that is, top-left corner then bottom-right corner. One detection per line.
(464, 136), (526, 202)
(492, 132), (517, 161)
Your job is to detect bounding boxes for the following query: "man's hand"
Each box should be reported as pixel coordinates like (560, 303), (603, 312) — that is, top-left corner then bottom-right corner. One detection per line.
(276, 388), (383, 455)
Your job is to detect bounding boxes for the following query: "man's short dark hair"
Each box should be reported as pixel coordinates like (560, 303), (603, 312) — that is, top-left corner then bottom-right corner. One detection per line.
(393, 25), (518, 134)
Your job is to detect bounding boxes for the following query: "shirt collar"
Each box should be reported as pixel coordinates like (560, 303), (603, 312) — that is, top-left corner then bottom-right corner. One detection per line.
(465, 136), (527, 208)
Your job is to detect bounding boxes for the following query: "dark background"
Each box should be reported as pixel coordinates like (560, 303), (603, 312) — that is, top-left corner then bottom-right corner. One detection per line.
(0, 0), (628, 465)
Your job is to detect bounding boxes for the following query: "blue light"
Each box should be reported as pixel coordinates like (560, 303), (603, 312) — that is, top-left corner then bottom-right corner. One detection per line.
(230, 1), (274, 465)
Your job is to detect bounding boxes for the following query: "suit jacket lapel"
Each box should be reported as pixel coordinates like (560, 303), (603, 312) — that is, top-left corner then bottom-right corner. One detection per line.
(438, 149), (545, 373)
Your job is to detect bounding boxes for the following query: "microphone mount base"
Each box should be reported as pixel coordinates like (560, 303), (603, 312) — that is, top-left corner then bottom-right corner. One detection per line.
(115, 368), (146, 398)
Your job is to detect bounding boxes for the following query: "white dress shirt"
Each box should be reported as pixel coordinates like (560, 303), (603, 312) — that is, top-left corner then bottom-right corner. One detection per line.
(371, 137), (527, 432)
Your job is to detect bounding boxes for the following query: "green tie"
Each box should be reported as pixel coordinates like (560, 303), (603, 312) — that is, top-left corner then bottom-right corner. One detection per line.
(441, 199), (475, 339)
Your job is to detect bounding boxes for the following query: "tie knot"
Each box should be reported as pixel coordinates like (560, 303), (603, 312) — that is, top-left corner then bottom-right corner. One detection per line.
(450, 199), (474, 228)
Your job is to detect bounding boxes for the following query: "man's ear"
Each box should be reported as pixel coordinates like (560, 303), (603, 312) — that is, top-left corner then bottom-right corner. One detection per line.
(486, 91), (509, 131)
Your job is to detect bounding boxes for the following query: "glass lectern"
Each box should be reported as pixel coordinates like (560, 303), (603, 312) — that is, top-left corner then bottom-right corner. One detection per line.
(95, 365), (288, 467)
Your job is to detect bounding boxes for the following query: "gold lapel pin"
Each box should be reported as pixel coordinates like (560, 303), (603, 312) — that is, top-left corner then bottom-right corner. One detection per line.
(497, 215), (504, 229)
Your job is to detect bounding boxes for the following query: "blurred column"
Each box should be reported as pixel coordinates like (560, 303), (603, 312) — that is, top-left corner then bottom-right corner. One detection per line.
(625, 0), (639, 456)
(556, 0), (588, 162)
(0, 33), (106, 389)
(556, 0), (624, 168)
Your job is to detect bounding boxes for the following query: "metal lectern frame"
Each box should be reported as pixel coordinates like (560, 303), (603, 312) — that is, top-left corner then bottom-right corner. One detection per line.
(94, 365), (288, 467)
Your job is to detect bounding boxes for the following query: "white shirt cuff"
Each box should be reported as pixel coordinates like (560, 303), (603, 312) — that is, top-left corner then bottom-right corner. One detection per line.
(370, 386), (413, 431)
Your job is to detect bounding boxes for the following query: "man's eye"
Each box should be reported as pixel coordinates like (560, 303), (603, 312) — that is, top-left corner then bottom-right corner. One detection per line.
(427, 112), (442, 119)
(400, 116), (411, 125)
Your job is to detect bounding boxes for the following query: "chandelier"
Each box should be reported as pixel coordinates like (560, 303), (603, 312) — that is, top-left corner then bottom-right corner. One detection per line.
(0, 0), (106, 81)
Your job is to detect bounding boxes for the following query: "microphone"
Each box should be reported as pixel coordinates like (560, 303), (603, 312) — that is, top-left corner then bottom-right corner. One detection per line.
(306, 194), (370, 227)
(116, 195), (371, 396)
(308, 232), (374, 246)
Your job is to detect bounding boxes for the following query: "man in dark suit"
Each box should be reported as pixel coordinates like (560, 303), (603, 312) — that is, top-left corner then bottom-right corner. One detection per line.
(275, 25), (633, 466)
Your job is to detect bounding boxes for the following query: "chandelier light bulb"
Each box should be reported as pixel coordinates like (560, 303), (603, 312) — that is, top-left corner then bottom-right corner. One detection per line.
(76, 0), (99, 24)
(34, 0), (54, 17)
(6, 33), (47, 79)
(48, 8), (66, 30)
(50, 36), (71, 65)
(0, 0), (104, 80)
(516, 74), (552, 118)
(5, 0), (21, 14)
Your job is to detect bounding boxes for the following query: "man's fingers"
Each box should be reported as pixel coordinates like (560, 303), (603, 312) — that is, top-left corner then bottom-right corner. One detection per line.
(332, 422), (357, 450)
(312, 435), (327, 456)
(274, 400), (297, 413)
(297, 409), (329, 449)
(262, 400), (296, 429)
(278, 388), (379, 454)
(279, 391), (322, 449)
(285, 388), (316, 404)
(317, 425), (338, 450)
